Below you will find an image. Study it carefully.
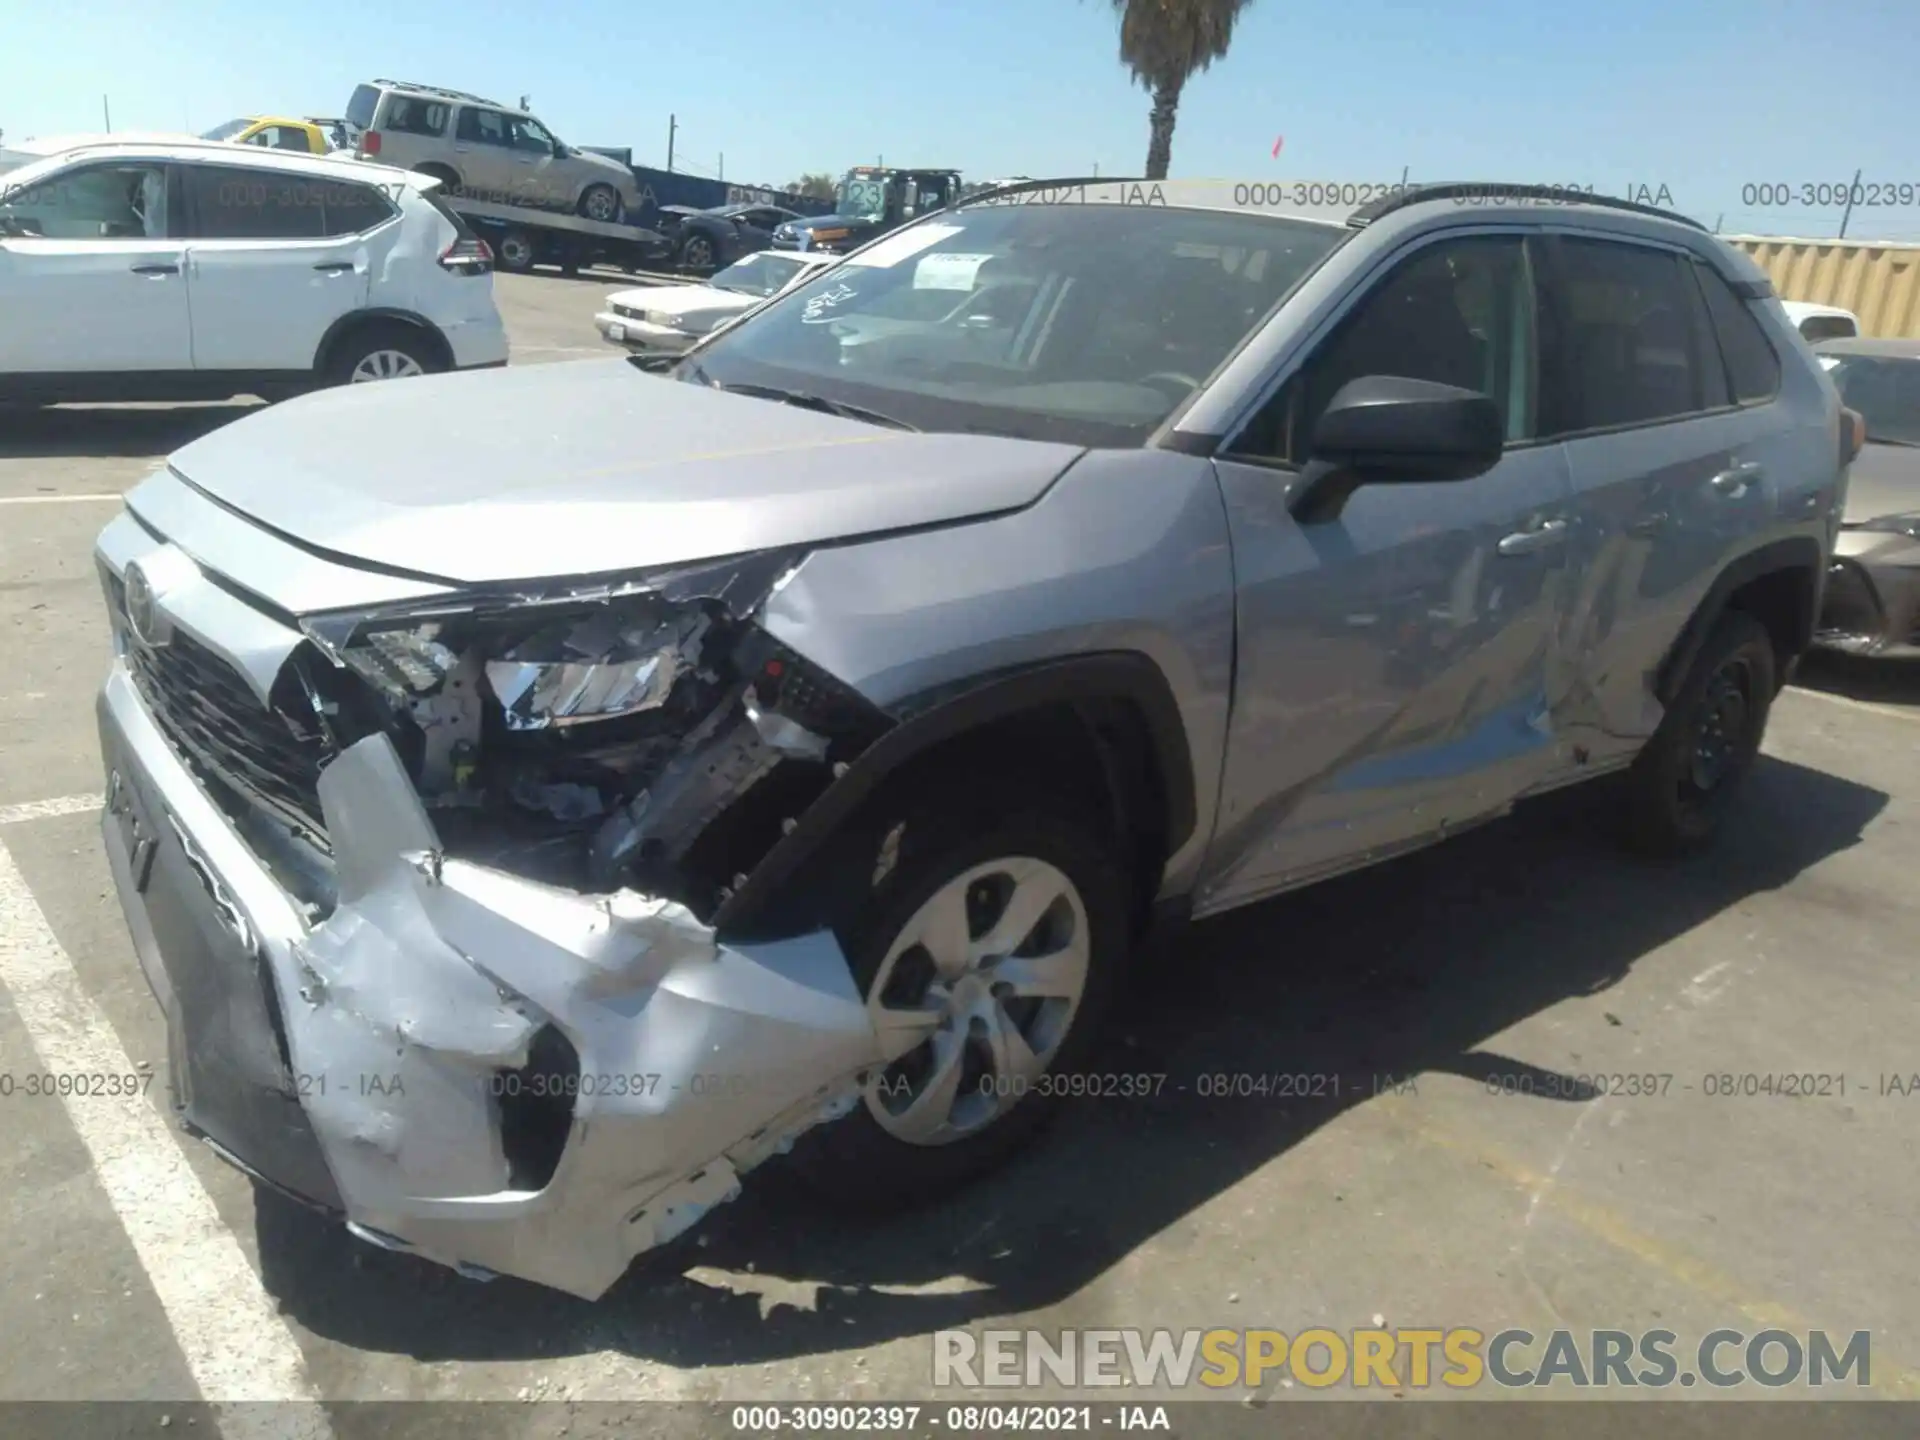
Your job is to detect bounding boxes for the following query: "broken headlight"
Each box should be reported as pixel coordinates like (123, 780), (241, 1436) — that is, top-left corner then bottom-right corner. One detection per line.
(486, 606), (709, 730)
(301, 595), (712, 729)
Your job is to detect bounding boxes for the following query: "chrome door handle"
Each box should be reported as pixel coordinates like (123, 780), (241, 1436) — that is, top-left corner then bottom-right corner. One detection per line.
(1710, 462), (1764, 497)
(1497, 518), (1569, 556)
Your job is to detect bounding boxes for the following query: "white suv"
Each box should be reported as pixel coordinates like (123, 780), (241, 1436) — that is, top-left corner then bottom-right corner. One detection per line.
(0, 140), (508, 404)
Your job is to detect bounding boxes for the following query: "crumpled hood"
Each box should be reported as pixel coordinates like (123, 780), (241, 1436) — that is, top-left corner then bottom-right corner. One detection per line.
(1843, 442), (1920, 525)
(164, 360), (1084, 587)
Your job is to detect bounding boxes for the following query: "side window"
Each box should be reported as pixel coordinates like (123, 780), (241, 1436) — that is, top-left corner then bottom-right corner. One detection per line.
(241, 128), (273, 148)
(1547, 238), (1709, 432)
(273, 127), (312, 152)
(0, 163), (170, 240)
(185, 166), (327, 240)
(1230, 235), (1536, 465)
(386, 98), (449, 137)
(1690, 263), (1781, 405)
(511, 117), (555, 153)
(315, 181), (397, 237)
(457, 108), (512, 147)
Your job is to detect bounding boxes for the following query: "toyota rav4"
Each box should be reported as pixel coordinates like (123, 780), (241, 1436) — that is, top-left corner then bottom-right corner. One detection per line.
(93, 179), (1855, 1300)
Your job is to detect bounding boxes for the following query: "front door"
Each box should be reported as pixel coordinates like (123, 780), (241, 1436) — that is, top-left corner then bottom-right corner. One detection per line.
(1200, 231), (1581, 912)
(0, 160), (192, 373)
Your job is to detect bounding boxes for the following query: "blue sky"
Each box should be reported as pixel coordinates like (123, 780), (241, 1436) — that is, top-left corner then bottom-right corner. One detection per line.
(6, 0), (1920, 237)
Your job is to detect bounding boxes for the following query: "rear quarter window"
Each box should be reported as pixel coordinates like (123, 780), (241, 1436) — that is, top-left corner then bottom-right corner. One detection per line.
(1693, 262), (1783, 403)
(346, 85), (381, 130)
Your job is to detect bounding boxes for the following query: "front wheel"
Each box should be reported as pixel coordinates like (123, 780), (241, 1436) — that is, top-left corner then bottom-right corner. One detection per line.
(578, 184), (622, 223)
(1619, 610), (1777, 857)
(678, 232), (716, 273)
(793, 790), (1129, 1207)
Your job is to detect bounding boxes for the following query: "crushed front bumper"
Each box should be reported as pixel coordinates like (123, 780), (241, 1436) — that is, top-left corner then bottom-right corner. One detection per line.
(99, 661), (882, 1299)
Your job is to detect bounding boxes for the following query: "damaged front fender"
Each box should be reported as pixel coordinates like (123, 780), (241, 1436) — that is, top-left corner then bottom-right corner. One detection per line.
(286, 732), (882, 1299)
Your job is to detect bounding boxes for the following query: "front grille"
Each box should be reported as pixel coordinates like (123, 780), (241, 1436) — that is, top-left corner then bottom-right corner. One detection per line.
(613, 302), (645, 321)
(109, 573), (335, 829)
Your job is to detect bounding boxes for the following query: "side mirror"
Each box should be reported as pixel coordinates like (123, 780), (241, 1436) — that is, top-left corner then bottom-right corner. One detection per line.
(1287, 375), (1504, 522)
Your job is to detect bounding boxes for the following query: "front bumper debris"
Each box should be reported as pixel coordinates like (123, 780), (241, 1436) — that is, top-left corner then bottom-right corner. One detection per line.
(100, 663), (882, 1299)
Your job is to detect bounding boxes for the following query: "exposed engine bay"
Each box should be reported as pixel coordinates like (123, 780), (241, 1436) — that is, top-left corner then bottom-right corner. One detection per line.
(284, 549), (894, 920)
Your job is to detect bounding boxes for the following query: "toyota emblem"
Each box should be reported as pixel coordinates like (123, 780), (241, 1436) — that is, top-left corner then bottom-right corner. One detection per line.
(123, 562), (165, 648)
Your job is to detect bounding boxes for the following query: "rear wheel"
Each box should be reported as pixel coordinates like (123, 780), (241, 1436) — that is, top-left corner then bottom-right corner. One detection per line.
(494, 229), (537, 273)
(325, 322), (443, 387)
(411, 162), (462, 197)
(1619, 610), (1776, 857)
(793, 784), (1129, 1206)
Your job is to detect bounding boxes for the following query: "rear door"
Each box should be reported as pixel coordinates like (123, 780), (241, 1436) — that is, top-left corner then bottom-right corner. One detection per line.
(0, 159), (192, 373)
(180, 162), (385, 372)
(452, 107), (521, 205)
(1201, 230), (1579, 909)
(1537, 234), (1789, 757)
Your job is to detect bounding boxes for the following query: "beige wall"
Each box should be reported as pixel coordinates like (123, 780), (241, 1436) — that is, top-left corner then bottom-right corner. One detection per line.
(1725, 236), (1920, 338)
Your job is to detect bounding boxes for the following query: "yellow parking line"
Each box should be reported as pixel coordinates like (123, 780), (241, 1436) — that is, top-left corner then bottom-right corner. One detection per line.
(1370, 1095), (1920, 1396)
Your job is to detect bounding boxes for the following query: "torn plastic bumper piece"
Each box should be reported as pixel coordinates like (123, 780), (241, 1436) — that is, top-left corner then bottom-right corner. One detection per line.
(274, 733), (881, 1299)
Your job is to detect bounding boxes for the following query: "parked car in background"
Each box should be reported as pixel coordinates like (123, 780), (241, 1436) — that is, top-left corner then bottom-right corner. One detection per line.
(200, 116), (334, 154)
(342, 79), (640, 222)
(1815, 337), (1920, 655)
(594, 249), (834, 353)
(0, 139), (505, 403)
(1783, 300), (1861, 346)
(658, 201), (804, 273)
(89, 179), (1845, 1303)
(771, 165), (961, 253)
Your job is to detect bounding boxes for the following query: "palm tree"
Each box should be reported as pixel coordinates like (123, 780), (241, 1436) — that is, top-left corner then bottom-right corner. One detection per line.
(1108, 0), (1255, 179)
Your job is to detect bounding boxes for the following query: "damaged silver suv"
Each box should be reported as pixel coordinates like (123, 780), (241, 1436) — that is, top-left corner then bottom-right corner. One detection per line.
(94, 179), (1853, 1300)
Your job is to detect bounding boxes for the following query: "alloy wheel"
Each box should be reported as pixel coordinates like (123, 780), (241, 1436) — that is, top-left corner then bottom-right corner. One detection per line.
(349, 350), (425, 383)
(863, 856), (1090, 1146)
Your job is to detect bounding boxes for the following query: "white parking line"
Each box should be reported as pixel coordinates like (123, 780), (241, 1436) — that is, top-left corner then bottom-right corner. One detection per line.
(0, 494), (126, 505)
(0, 794), (105, 826)
(0, 836), (334, 1438)
(1787, 685), (1920, 724)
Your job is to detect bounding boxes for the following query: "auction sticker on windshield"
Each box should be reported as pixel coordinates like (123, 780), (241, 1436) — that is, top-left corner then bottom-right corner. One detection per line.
(914, 252), (995, 290)
(844, 223), (967, 269)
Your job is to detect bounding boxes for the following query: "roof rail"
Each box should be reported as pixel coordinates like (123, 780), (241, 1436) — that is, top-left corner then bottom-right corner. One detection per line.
(370, 79), (508, 108)
(1349, 182), (1706, 232)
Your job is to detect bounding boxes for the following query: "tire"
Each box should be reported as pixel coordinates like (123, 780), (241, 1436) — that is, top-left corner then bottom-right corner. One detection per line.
(791, 784), (1130, 1208)
(578, 184), (622, 223)
(412, 162), (462, 197)
(678, 232), (716, 273)
(494, 229), (537, 273)
(324, 322), (443, 387)
(1619, 610), (1776, 858)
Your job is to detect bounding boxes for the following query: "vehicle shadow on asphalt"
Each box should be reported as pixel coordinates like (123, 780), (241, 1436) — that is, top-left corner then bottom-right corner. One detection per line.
(252, 753), (1887, 1366)
(0, 404), (258, 459)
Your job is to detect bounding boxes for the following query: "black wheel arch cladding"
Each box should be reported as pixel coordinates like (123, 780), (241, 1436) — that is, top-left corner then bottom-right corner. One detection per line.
(711, 652), (1197, 943)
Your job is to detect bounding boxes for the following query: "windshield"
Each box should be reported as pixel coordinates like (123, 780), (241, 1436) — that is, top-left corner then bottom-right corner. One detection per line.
(1827, 354), (1920, 446)
(835, 176), (889, 221)
(710, 252), (809, 297)
(199, 119), (252, 142)
(678, 200), (1346, 446)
